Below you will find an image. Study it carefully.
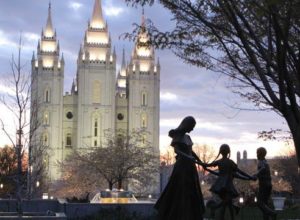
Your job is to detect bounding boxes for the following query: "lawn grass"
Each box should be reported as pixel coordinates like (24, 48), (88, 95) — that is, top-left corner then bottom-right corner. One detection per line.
(83, 205), (300, 220)
(205, 206), (300, 220)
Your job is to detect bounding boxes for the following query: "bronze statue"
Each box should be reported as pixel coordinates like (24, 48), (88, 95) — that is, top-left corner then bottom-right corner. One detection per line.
(154, 116), (205, 220)
(203, 144), (254, 220)
(253, 147), (277, 220)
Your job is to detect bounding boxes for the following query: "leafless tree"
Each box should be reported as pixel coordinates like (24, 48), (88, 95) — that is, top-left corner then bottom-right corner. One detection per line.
(0, 35), (45, 213)
(160, 146), (176, 165)
(60, 129), (159, 196)
(194, 144), (216, 167)
(124, 0), (300, 165)
(0, 35), (30, 213)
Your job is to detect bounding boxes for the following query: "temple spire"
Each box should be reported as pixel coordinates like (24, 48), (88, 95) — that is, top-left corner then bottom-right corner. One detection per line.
(90, 0), (105, 29)
(32, 51), (35, 61)
(45, 2), (54, 38)
(133, 10), (153, 58)
(141, 8), (145, 27)
(121, 48), (126, 68)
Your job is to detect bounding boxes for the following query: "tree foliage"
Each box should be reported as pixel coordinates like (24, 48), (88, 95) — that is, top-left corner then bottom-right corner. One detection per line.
(0, 145), (27, 198)
(60, 129), (159, 196)
(124, 0), (300, 165)
(270, 151), (299, 196)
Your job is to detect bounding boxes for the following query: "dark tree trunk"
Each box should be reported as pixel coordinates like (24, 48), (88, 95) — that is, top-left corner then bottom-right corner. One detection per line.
(285, 112), (300, 167)
(16, 130), (23, 215)
(108, 182), (113, 190)
(117, 179), (122, 190)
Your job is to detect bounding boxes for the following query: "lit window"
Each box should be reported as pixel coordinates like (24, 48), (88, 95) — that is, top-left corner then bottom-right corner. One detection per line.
(142, 134), (147, 144)
(43, 112), (49, 125)
(141, 114), (147, 128)
(42, 133), (49, 146)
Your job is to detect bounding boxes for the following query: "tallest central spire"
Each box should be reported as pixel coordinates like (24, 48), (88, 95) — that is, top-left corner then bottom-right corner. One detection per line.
(45, 3), (54, 38)
(90, 0), (105, 29)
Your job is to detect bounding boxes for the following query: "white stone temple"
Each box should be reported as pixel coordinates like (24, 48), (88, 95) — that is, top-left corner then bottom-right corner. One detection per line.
(30, 0), (160, 188)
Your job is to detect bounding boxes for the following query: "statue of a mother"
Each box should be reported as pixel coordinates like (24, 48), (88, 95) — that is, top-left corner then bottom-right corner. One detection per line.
(154, 116), (205, 220)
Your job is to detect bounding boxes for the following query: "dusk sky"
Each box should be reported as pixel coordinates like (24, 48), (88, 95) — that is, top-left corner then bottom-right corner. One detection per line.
(0, 0), (290, 159)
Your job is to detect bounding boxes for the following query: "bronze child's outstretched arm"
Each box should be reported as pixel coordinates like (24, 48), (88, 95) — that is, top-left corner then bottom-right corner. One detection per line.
(236, 168), (255, 180)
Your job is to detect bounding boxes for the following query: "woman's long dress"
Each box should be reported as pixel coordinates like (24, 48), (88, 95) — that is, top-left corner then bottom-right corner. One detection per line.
(154, 134), (205, 220)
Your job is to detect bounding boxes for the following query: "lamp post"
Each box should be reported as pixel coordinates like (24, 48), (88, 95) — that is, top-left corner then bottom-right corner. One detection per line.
(0, 183), (3, 199)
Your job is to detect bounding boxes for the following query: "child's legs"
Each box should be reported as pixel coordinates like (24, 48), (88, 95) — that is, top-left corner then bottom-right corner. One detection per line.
(258, 185), (276, 217)
(220, 205), (226, 220)
(227, 199), (235, 220)
(220, 192), (235, 220)
(258, 185), (271, 204)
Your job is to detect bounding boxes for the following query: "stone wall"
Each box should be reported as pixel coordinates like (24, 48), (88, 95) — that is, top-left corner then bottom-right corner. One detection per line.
(0, 200), (156, 219)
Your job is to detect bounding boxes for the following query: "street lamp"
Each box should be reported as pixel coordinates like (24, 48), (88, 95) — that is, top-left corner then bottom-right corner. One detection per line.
(0, 183), (3, 189)
(239, 197), (244, 204)
(36, 181), (40, 188)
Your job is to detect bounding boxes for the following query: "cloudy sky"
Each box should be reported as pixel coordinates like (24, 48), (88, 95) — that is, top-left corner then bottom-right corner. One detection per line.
(0, 0), (290, 159)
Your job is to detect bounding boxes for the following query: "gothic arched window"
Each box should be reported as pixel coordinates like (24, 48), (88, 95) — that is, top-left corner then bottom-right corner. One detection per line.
(141, 114), (147, 128)
(92, 80), (101, 103)
(142, 134), (147, 144)
(92, 113), (101, 147)
(44, 88), (50, 103)
(66, 133), (72, 147)
(94, 119), (98, 137)
(42, 133), (49, 146)
(43, 111), (50, 125)
(141, 92), (147, 106)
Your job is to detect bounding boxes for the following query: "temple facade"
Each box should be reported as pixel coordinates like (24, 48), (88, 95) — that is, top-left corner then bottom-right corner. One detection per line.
(30, 0), (160, 188)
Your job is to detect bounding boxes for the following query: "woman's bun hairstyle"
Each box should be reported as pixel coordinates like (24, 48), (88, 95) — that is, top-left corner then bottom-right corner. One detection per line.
(169, 116), (196, 139)
(168, 129), (176, 138)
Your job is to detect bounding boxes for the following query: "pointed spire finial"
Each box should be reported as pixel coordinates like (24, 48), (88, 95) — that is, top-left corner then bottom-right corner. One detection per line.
(61, 53), (65, 63)
(91, 0), (104, 29)
(45, 1), (54, 38)
(32, 51), (35, 60)
(122, 48), (126, 68)
(141, 8), (145, 27)
(71, 78), (76, 93)
(113, 46), (116, 56)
